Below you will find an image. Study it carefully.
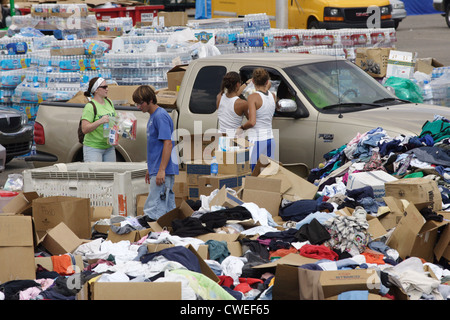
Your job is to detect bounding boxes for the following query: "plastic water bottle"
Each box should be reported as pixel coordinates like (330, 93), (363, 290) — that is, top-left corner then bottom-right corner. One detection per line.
(423, 80), (433, 104)
(210, 156), (218, 176)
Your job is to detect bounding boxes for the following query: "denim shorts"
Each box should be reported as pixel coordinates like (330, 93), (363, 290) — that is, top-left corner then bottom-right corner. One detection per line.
(83, 145), (116, 162)
(143, 174), (176, 220)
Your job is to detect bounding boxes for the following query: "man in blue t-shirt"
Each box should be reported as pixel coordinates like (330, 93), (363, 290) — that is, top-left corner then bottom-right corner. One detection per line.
(132, 85), (179, 220)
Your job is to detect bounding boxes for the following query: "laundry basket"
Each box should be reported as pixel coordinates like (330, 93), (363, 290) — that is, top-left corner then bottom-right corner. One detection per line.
(23, 162), (148, 217)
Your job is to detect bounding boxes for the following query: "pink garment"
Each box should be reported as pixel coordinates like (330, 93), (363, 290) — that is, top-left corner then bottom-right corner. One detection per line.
(19, 278), (54, 300)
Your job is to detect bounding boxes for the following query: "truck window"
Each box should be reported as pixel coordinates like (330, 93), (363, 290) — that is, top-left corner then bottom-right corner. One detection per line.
(189, 66), (227, 114)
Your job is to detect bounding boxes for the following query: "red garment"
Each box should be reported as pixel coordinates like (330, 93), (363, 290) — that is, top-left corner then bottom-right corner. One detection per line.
(51, 254), (74, 276)
(234, 283), (252, 293)
(361, 249), (385, 265)
(218, 275), (234, 288)
(269, 247), (298, 259)
(299, 244), (338, 261)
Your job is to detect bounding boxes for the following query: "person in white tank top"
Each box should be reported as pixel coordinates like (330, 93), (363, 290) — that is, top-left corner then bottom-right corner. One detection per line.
(237, 68), (278, 170)
(216, 72), (249, 136)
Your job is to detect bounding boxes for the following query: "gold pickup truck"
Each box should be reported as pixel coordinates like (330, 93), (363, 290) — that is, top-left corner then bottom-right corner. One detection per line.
(30, 53), (450, 174)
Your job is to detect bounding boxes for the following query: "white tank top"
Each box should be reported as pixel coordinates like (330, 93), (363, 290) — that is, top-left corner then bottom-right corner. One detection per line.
(248, 91), (275, 141)
(217, 93), (244, 134)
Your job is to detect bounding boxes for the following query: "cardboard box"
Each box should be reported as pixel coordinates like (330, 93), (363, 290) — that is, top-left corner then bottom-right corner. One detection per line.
(198, 174), (240, 197)
(35, 255), (84, 275)
(157, 11), (188, 27)
(272, 262), (381, 300)
(166, 64), (188, 91)
(355, 47), (392, 78)
(0, 215), (36, 283)
(386, 202), (450, 261)
(386, 50), (416, 79)
(107, 225), (151, 243)
(179, 133), (221, 163)
(148, 200), (194, 232)
(347, 170), (398, 202)
(1, 191), (40, 215)
(32, 196), (92, 239)
(156, 89), (178, 109)
(67, 85), (143, 106)
(379, 196), (407, 230)
(91, 206), (113, 234)
(320, 269), (381, 298)
(209, 186), (245, 209)
(252, 155), (318, 201)
(91, 282), (182, 300)
(335, 207), (387, 240)
(415, 57), (444, 75)
(385, 178), (442, 211)
(136, 193), (148, 216)
(50, 47), (85, 56)
(241, 176), (282, 217)
(41, 222), (85, 255)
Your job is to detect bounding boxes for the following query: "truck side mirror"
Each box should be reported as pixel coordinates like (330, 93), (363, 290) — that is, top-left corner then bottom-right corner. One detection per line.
(277, 99), (298, 113)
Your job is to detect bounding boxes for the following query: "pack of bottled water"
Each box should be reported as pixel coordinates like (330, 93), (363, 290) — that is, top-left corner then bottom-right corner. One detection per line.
(243, 13), (271, 33)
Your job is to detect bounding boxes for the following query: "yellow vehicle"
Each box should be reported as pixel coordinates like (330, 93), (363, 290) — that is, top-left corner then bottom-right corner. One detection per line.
(212, 0), (395, 29)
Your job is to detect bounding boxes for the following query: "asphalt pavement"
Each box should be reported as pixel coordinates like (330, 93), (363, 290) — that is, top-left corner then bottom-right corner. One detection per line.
(1, 13), (450, 187)
(395, 13), (450, 66)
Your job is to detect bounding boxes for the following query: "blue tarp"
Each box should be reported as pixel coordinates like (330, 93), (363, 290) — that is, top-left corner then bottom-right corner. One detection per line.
(195, 0), (211, 19)
(403, 0), (441, 15)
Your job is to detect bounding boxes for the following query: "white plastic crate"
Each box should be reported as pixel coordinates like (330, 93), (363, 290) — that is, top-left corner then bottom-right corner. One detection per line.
(23, 162), (148, 217)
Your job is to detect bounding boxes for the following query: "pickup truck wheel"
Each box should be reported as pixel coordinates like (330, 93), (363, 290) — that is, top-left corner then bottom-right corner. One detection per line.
(446, 5), (450, 28)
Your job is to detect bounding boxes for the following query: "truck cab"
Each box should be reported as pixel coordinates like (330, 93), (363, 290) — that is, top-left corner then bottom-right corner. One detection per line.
(212, 0), (395, 29)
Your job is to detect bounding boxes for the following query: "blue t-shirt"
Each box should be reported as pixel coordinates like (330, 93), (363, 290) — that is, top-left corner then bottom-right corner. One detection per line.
(146, 107), (179, 176)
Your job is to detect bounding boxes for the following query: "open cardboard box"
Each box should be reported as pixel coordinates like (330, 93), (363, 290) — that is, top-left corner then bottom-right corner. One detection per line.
(89, 244), (217, 300)
(1, 191), (40, 215)
(385, 201), (450, 262)
(335, 207), (388, 240)
(272, 261), (381, 300)
(148, 200), (194, 232)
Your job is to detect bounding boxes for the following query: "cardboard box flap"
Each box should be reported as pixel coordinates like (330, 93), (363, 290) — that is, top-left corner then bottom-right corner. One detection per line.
(91, 282), (182, 300)
(2, 191), (40, 215)
(434, 220), (450, 260)
(41, 222), (84, 255)
(148, 200), (194, 232)
(243, 176), (281, 193)
(255, 155), (318, 200)
(0, 215), (33, 246)
(196, 233), (240, 242)
(386, 202), (427, 259)
(253, 253), (318, 269)
(91, 206), (113, 221)
(209, 186), (244, 208)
